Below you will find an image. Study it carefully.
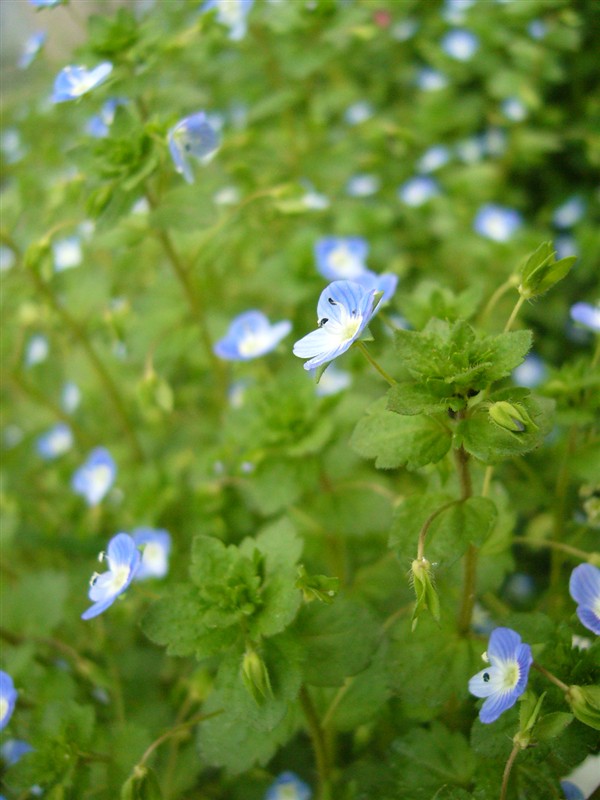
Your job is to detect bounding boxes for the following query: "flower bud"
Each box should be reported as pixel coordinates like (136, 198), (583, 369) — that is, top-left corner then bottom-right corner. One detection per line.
(410, 558), (440, 630)
(567, 685), (600, 731)
(121, 765), (163, 800)
(295, 564), (339, 604)
(241, 647), (273, 705)
(489, 401), (537, 434)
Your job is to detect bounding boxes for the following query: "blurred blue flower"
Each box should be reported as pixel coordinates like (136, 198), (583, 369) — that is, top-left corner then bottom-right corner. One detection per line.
(265, 771), (312, 800)
(168, 111), (221, 184)
(82, 533), (140, 620)
(315, 237), (369, 282)
(560, 781), (584, 800)
(214, 185), (241, 206)
(468, 627), (532, 723)
(87, 98), (126, 138)
(1, 740), (33, 766)
(214, 311), (292, 360)
(417, 145), (451, 173)
(415, 67), (448, 91)
(53, 235), (82, 271)
(344, 101), (374, 126)
(512, 353), (547, 388)
(300, 181), (330, 211)
(569, 564), (600, 635)
(18, 31), (46, 69)
(52, 62), (113, 103)
(481, 127), (507, 158)
(314, 364), (352, 397)
(473, 204), (522, 242)
(202, 0), (254, 40)
(501, 97), (527, 122)
(398, 176), (439, 207)
(293, 280), (381, 371)
(36, 422), (73, 459)
(1, 128), (25, 164)
(555, 235), (579, 261)
(503, 573), (536, 606)
(345, 173), (380, 197)
(455, 136), (485, 164)
(442, 0), (476, 24)
(0, 245), (15, 273)
(441, 29), (479, 61)
(29, 0), (61, 5)
(62, 381), (81, 413)
(72, 447), (116, 506)
(25, 334), (49, 366)
(0, 672), (17, 730)
(528, 19), (547, 40)
(570, 302), (600, 333)
(553, 196), (585, 229)
(132, 528), (172, 580)
(391, 19), (419, 41)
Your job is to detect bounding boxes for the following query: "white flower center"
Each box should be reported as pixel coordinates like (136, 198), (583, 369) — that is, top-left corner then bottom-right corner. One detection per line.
(329, 247), (363, 278)
(108, 564), (130, 593)
(339, 309), (363, 341)
(499, 660), (520, 691)
(238, 330), (270, 358)
(90, 465), (112, 496)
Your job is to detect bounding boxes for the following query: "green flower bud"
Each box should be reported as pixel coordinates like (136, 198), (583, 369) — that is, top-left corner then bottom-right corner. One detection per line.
(567, 685), (600, 731)
(518, 241), (576, 299)
(241, 647), (273, 705)
(489, 401), (537, 434)
(410, 558), (440, 630)
(295, 564), (339, 604)
(121, 765), (163, 800)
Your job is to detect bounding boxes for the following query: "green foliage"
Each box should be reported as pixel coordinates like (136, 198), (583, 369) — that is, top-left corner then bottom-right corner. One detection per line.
(518, 242), (577, 299)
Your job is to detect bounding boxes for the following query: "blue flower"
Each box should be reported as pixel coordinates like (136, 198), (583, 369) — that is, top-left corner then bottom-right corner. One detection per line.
(265, 771), (312, 800)
(0, 672), (17, 730)
(315, 237), (369, 282)
(25, 334), (49, 366)
(442, 0), (476, 24)
(168, 112), (221, 184)
(72, 447), (116, 506)
(344, 101), (374, 126)
(62, 381), (81, 413)
(202, 0), (254, 41)
(512, 353), (547, 388)
(52, 62), (113, 103)
(553, 196), (585, 229)
(441, 29), (479, 61)
(293, 280), (382, 371)
(569, 564), (600, 635)
(18, 31), (46, 70)
(528, 19), (547, 40)
(398, 176), (439, 207)
(345, 174), (380, 197)
(86, 98), (126, 138)
(473, 204), (522, 242)
(415, 67), (448, 92)
(214, 311), (292, 360)
(0, 245), (15, 273)
(468, 627), (533, 723)
(560, 780), (585, 800)
(82, 533), (140, 620)
(53, 235), (82, 271)
(132, 528), (171, 580)
(29, 0), (61, 6)
(1, 739), (33, 766)
(417, 145), (451, 174)
(570, 302), (600, 333)
(555, 235), (579, 261)
(501, 97), (528, 122)
(391, 19), (419, 41)
(36, 422), (73, 459)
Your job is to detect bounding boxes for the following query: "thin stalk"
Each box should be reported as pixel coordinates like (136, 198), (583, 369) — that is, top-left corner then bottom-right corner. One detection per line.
(455, 446), (476, 635)
(355, 341), (396, 386)
(417, 500), (459, 560)
(503, 295), (526, 333)
(481, 465), (494, 498)
(500, 742), (521, 800)
(300, 685), (331, 800)
(532, 662), (569, 694)
(138, 710), (221, 769)
(322, 677), (354, 730)
(478, 277), (517, 326)
(512, 536), (593, 562)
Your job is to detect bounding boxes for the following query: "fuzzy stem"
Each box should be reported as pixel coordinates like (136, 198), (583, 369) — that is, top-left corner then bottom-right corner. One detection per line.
(500, 742), (521, 800)
(455, 446), (476, 635)
(479, 277), (518, 326)
(138, 710), (221, 769)
(503, 295), (526, 333)
(300, 685), (331, 800)
(417, 500), (459, 560)
(532, 662), (570, 694)
(355, 341), (396, 386)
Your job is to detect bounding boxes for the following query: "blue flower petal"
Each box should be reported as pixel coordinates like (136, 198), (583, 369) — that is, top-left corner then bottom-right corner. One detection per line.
(487, 627), (522, 663)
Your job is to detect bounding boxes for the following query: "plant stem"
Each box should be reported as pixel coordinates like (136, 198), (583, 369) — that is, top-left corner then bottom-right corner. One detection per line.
(481, 465), (494, 498)
(512, 536), (593, 562)
(503, 295), (526, 333)
(355, 341), (396, 386)
(138, 710), (221, 769)
(500, 742), (521, 800)
(532, 662), (570, 694)
(478, 277), (517, 326)
(300, 685), (331, 800)
(455, 446), (476, 635)
(417, 500), (459, 560)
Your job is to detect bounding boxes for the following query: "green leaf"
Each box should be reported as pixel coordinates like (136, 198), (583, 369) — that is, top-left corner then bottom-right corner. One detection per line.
(326, 641), (391, 731)
(534, 712), (573, 742)
(519, 241), (576, 298)
(1, 570), (69, 637)
(293, 596), (380, 686)
(387, 380), (459, 415)
(351, 398), (451, 469)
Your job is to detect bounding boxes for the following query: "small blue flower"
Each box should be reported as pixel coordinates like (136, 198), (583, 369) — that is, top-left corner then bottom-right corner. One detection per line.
(72, 447), (116, 506)
(481, 127), (507, 158)
(62, 381), (81, 413)
(214, 311), (292, 360)
(293, 280), (382, 371)
(555, 235), (579, 261)
(441, 29), (479, 61)
(132, 528), (172, 580)
(527, 19), (547, 40)
(168, 112), (221, 184)
(29, 0), (61, 6)
(345, 174), (380, 197)
(468, 627), (533, 723)
(560, 780), (585, 800)
(442, 0), (476, 24)
(344, 101), (374, 126)
(202, 0), (254, 41)
(553, 196), (585, 229)
(473, 204), (522, 242)
(0, 245), (15, 273)
(415, 67), (448, 92)
(455, 136), (485, 164)
(82, 533), (140, 620)
(570, 302), (600, 333)
(315, 237), (369, 282)
(417, 145), (451, 174)
(25, 334), (49, 366)
(86, 98), (126, 138)
(265, 771), (312, 800)
(391, 19), (419, 41)
(1, 739), (33, 767)
(512, 353), (547, 388)
(501, 97), (528, 122)
(36, 422), (73, 459)
(53, 235), (82, 271)
(569, 564), (600, 635)
(18, 31), (46, 70)
(0, 672), (18, 731)
(52, 62), (113, 103)
(398, 176), (439, 207)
